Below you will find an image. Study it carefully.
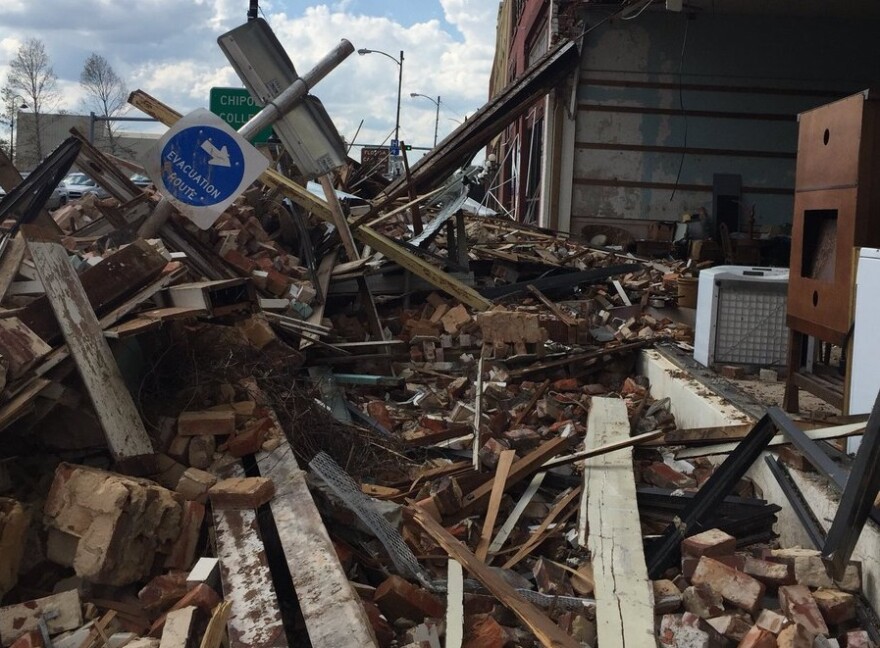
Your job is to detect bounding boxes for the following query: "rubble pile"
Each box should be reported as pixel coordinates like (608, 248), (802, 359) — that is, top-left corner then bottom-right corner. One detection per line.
(0, 91), (877, 648)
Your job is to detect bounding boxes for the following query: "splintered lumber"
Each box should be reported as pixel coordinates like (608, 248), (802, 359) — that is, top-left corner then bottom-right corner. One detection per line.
(409, 505), (580, 648)
(256, 440), (378, 648)
(128, 89), (492, 311)
(460, 435), (573, 515)
(472, 357), (484, 470)
(541, 429), (665, 470)
(159, 607), (196, 648)
(475, 449), (515, 561)
(199, 601), (232, 648)
(212, 507), (288, 648)
(586, 397), (655, 648)
(488, 471), (546, 554)
(501, 487), (580, 569)
(23, 227), (154, 460)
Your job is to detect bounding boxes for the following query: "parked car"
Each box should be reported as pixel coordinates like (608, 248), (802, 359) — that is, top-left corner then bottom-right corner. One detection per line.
(130, 173), (152, 188)
(61, 172), (110, 200)
(16, 172), (68, 210)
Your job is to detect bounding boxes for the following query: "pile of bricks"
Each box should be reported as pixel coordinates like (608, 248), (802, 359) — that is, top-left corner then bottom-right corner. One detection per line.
(658, 528), (870, 648)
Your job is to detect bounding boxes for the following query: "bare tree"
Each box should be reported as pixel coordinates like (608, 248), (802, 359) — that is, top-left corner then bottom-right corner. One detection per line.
(80, 53), (128, 154)
(6, 38), (59, 161)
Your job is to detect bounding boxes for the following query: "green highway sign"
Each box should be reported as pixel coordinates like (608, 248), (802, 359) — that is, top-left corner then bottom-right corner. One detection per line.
(209, 87), (273, 144)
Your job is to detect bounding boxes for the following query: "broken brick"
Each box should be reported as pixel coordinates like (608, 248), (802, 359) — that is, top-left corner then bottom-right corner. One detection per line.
(744, 557), (795, 587)
(643, 462), (696, 489)
(691, 556), (765, 614)
(177, 410), (236, 436)
(374, 575), (444, 622)
(812, 589), (856, 626)
(682, 528), (736, 559)
(738, 625), (779, 648)
(208, 477), (275, 509)
(779, 585), (829, 637)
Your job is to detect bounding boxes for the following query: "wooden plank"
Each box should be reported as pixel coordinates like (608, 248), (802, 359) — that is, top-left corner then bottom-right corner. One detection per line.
(445, 560), (464, 648)
(0, 589), (83, 645)
(475, 449), (515, 561)
(19, 238), (168, 344)
(0, 149), (62, 233)
(0, 236), (27, 302)
(23, 227), (154, 460)
(0, 378), (50, 432)
(488, 471), (546, 554)
(512, 379), (550, 427)
(198, 601), (232, 648)
(256, 440), (378, 648)
(586, 397), (655, 648)
(541, 429), (665, 470)
(675, 421), (866, 459)
(301, 251), (337, 349)
(213, 507), (288, 648)
(409, 505), (579, 648)
(500, 487), (580, 569)
(472, 357), (484, 470)
(526, 285), (577, 326)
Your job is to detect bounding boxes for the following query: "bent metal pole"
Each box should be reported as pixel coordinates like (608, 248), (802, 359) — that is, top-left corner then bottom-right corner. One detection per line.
(139, 39), (355, 238)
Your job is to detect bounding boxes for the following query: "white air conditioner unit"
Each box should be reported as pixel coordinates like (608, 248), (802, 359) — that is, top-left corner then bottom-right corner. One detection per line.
(694, 266), (789, 368)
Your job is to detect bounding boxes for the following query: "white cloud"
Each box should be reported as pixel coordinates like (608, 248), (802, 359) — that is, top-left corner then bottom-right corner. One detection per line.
(0, 1), (498, 157)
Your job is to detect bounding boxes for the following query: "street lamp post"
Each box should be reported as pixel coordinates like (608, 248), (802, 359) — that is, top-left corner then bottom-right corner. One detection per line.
(357, 48), (404, 145)
(410, 93), (440, 147)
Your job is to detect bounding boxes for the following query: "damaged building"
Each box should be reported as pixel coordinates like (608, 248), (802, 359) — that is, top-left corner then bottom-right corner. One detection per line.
(0, 4), (878, 648)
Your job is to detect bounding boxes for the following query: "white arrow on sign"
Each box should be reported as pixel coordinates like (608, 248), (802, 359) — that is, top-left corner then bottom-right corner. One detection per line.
(201, 139), (231, 167)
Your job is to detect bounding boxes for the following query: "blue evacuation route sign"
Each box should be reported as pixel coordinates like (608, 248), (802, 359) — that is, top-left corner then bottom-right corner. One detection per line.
(160, 125), (246, 207)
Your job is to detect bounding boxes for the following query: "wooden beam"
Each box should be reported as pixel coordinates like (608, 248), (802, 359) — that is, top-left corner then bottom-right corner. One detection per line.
(674, 421), (866, 460)
(526, 285), (576, 327)
(0, 236), (27, 302)
(472, 357), (484, 470)
(212, 507), (288, 648)
(541, 429), (665, 470)
(586, 398), (655, 648)
(23, 227), (154, 461)
(408, 505), (579, 648)
(256, 440), (378, 648)
(474, 450), (515, 562)
(488, 471), (546, 555)
(128, 89), (492, 311)
(445, 560), (464, 648)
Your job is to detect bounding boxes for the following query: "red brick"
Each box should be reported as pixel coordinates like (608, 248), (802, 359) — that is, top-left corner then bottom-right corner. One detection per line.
(361, 601), (394, 648)
(777, 624), (813, 648)
(223, 248), (257, 274)
(812, 589), (856, 626)
(682, 528), (736, 558)
(164, 500), (205, 570)
(842, 630), (873, 648)
(177, 410), (236, 436)
(682, 585), (724, 619)
(374, 575), (444, 622)
(138, 571), (189, 612)
(691, 556), (765, 614)
(706, 614), (752, 642)
(779, 585), (829, 637)
(658, 612), (727, 647)
(653, 579), (683, 614)
(744, 557), (796, 587)
(208, 477), (274, 509)
(463, 615), (513, 648)
(366, 401), (395, 431)
(226, 423), (267, 458)
(551, 378), (580, 392)
(8, 631), (43, 648)
(720, 365), (746, 379)
(738, 625), (779, 648)
(756, 610), (790, 635)
(643, 462), (696, 489)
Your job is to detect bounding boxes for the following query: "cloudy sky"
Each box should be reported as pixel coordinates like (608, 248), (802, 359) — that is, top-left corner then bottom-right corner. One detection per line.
(0, 0), (499, 155)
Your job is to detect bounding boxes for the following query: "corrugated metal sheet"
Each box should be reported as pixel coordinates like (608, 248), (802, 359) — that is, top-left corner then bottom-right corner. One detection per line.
(569, 10), (880, 231)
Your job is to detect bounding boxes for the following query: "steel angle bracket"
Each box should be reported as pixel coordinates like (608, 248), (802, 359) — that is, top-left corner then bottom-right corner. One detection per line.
(645, 414), (777, 578)
(823, 389), (880, 577)
(0, 137), (81, 233)
(217, 18), (347, 179)
(763, 455), (826, 550)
